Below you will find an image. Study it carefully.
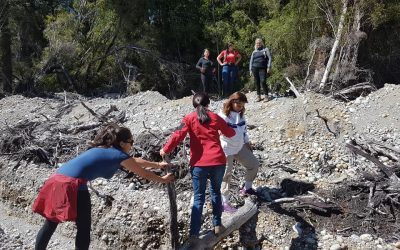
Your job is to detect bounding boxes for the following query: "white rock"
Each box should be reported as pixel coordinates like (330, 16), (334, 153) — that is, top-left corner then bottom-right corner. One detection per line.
(330, 244), (342, 250)
(322, 234), (333, 240)
(360, 233), (373, 242)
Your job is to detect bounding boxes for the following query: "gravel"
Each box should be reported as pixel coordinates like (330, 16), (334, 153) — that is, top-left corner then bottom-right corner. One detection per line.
(1, 85), (400, 249)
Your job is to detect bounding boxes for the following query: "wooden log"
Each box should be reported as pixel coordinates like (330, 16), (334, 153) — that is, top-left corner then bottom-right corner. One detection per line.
(164, 155), (180, 249)
(285, 77), (302, 98)
(332, 82), (375, 97)
(180, 197), (258, 250)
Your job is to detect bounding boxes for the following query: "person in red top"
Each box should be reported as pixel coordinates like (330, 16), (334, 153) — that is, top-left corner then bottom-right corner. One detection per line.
(217, 42), (242, 96)
(160, 92), (235, 242)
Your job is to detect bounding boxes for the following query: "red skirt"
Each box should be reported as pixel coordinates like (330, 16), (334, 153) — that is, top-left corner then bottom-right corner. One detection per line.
(32, 173), (87, 223)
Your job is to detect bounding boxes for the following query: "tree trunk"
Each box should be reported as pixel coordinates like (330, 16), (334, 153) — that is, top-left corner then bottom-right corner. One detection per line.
(319, 0), (348, 90)
(0, 0), (13, 93)
(180, 197), (258, 250)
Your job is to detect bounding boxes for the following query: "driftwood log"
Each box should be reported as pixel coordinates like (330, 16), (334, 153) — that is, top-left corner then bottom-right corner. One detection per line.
(163, 155), (180, 249)
(180, 197), (258, 250)
(285, 77), (302, 98)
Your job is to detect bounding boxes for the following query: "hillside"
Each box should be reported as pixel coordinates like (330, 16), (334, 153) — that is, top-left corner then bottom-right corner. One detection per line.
(0, 85), (399, 250)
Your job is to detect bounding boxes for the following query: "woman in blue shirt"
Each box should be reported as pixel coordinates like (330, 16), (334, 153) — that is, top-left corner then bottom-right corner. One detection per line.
(33, 124), (174, 250)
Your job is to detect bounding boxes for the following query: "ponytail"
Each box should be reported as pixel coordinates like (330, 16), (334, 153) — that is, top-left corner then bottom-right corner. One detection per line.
(192, 92), (211, 124)
(197, 105), (210, 124)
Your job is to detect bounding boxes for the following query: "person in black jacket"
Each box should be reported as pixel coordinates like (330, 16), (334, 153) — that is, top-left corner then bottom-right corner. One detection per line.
(249, 38), (272, 102)
(196, 48), (215, 93)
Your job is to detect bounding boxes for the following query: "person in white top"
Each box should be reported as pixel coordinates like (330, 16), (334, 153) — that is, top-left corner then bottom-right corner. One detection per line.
(218, 92), (260, 213)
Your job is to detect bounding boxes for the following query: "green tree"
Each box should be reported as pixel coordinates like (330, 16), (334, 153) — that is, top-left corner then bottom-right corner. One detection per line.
(0, 0), (13, 93)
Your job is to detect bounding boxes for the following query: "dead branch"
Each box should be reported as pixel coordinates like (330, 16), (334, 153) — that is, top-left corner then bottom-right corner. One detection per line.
(285, 77), (302, 98)
(315, 109), (338, 137)
(332, 82), (376, 98)
(68, 122), (102, 134)
(80, 102), (108, 122)
(345, 140), (394, 177)
(319, 0), (348, 90)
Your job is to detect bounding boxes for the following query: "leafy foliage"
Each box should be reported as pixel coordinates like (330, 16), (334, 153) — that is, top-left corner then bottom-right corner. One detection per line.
(1, 0), (399, 96)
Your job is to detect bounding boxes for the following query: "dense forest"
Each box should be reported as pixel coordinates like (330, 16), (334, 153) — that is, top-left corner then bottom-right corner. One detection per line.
(0, 0), (399, 98)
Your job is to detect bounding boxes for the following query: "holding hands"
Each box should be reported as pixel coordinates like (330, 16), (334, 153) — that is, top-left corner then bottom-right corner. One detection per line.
(162, 173), (175, 183)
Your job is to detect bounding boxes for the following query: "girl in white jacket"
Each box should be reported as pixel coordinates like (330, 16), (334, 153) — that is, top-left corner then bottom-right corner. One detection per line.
(219, 92), (260, 212)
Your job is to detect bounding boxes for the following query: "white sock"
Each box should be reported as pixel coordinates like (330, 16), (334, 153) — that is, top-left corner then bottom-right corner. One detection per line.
(244, 181), (253, 190)
(222, 195), (229, 204)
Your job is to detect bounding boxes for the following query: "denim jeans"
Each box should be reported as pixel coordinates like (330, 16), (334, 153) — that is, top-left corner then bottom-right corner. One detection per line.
(189, 165), (226, 236)
(222, 65), (237, 96)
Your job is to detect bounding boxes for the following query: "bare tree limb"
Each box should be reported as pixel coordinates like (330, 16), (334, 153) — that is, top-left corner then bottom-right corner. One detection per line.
(345, 141), (394, 177)
(319, 0), (348, 90)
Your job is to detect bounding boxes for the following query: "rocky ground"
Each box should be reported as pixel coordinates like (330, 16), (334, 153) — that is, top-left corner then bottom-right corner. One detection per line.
(0, 85), (399, 249)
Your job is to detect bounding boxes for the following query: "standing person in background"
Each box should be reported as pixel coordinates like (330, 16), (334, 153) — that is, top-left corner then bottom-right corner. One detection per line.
(160, 92), (235, 244)
(33, 124), (174, 250)
(218, 92), (260, 213)
(196, 48), (216, 93)
(217, 43), (242, 97)
(249, 38), (272, 102)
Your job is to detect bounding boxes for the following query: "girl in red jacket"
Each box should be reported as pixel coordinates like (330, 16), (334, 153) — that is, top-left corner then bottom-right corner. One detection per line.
(160, 92), (235, 241)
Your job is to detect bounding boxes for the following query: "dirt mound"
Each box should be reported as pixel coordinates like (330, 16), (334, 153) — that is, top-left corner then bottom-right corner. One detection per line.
(0, 85), (399, 249)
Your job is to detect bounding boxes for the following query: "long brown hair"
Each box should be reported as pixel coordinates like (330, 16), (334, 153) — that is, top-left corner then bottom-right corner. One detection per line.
(222, 91), (248, 117)
(89, 123), (132, 150)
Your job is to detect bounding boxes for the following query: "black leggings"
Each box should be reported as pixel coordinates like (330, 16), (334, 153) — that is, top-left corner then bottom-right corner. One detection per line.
(35, 190), (92, 250)
(200, 74), (212, 93)
(252, 68), (269, 96)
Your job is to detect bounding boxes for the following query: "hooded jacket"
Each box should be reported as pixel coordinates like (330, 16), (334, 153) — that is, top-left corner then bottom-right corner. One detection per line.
(218, 111), (249, 155)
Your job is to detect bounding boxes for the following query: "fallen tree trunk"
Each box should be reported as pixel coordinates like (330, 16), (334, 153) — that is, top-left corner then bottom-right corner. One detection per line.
(180, 197), (258, 250)
(332, 82), (375, 98)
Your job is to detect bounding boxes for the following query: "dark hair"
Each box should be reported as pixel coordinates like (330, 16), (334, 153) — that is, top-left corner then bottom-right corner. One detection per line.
(89, 123), (132, 149)
(224, 43), (234, 61)
(223, 91), (248, 117)
(193, 92), (211, 124)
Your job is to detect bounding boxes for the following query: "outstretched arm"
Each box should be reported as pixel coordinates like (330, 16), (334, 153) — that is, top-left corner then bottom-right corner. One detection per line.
(134, 157), (168, 170)
(120, 158), (174, 183)
(217, 115), (236, 138)
(162, 119), (189, 154)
